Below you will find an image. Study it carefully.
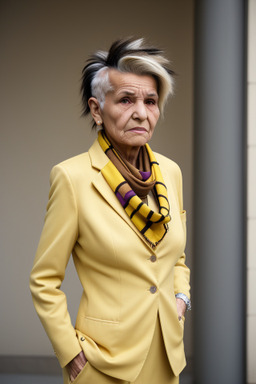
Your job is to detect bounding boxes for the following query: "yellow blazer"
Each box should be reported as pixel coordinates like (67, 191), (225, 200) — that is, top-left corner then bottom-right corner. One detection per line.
(30, 138), (190, 381)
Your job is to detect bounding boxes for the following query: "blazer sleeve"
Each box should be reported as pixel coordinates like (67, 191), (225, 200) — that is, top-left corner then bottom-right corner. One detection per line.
(30, 164), (82, 367)
(173, 164), (191, 300)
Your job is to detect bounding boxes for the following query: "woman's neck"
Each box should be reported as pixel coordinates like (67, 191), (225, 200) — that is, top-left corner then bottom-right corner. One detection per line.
(104, 132), (141, 167)
(120, 147), (140, 167)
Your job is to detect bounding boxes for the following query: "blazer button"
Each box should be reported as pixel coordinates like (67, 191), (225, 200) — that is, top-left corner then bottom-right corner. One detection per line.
(150, 286), (157, 294)
(150, 255), (157, 262)
(80, 336), (85, 341)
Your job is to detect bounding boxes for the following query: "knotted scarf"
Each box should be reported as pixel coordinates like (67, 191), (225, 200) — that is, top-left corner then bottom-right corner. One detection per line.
(98, 130), (171, 247)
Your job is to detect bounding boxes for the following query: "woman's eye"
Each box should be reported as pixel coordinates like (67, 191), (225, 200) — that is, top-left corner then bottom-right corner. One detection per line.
(146, 99), (156, 105)
(120, 98), (130, 104)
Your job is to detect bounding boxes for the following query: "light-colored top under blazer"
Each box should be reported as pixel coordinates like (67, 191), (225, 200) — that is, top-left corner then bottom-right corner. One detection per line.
(30, 137), (191, 382)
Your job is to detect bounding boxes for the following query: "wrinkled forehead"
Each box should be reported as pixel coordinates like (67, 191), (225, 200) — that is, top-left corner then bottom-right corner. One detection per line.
(108, 69), (158, 96)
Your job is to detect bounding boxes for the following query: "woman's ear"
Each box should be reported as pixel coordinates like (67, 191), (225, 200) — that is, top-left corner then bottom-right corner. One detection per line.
(88, 97), (103, 126)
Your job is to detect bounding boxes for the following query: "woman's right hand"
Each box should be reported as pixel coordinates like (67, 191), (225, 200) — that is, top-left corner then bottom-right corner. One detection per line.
(67, 350), (87, 382)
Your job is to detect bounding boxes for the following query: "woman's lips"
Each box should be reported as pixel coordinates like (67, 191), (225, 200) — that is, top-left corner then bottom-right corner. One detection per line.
(129, 127), (147, 133)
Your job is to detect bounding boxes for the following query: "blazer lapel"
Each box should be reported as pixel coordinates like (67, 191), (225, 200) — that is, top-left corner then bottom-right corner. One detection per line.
(89, 138), (153, 250)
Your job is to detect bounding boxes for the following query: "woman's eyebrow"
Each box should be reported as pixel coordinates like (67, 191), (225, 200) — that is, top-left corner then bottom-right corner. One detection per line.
(118, 90), (136, 96)
(118, 90), (158, 98)
(147, 92), (158, 98)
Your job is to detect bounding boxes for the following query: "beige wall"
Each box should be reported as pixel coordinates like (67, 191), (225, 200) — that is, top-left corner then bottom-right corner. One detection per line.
(247, 1), (256, 383)
(0, 0), (194, 359)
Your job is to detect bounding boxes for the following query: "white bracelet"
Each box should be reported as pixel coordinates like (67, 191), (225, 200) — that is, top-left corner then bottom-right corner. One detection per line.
(175, 293), (191, 311)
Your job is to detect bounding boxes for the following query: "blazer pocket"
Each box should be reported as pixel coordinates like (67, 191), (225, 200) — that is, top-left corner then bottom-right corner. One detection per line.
(84, 316), (119, 324)
(76, 316), (120, 352)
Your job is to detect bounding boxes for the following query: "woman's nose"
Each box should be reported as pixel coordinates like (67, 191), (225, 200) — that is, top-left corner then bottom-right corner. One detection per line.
(132, 101), (147, 121)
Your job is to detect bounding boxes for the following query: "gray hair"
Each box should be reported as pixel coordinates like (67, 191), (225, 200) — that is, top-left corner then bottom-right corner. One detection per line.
(81, 37), (175, 127)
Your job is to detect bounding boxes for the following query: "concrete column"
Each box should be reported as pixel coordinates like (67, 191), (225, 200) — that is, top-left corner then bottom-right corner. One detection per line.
(193, 1), (247, 383)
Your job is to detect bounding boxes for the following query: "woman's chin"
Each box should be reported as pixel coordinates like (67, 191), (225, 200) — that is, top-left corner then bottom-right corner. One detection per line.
(124, 133), (151, 148)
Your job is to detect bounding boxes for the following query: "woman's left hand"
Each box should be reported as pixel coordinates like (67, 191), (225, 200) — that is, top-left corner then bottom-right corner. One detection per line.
(67, 351), (87, 382)
(176, 298), (186, 321)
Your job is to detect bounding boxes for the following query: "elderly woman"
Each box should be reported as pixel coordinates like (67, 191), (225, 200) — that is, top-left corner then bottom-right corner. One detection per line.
(30, 37), (191, 384)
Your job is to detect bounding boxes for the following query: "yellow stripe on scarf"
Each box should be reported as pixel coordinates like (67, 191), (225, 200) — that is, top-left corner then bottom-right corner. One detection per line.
(98, 131), (171, 247)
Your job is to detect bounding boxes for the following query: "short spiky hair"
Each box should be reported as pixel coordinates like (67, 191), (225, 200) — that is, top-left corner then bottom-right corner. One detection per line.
(81, 37), (175, 121)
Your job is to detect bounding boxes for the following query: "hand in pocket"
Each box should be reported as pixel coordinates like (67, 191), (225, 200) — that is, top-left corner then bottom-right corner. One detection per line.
(67, 351), (87, 382)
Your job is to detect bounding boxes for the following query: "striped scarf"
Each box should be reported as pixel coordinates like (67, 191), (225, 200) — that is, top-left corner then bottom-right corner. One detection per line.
(98, 130), (171, 247)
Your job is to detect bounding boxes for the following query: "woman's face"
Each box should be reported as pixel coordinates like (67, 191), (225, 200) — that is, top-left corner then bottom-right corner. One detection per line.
(96, 70), (160, 159)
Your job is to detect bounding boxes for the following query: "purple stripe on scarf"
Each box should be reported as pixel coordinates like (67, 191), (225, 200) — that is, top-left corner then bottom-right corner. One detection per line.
(116, 190), (136, 207)
(139, 170), (151, 181)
